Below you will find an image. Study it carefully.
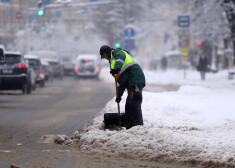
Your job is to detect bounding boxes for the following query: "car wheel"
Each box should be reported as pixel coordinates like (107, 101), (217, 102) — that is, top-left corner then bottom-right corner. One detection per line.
(22, 83), (27, 94)
(26, 82), (32, 94)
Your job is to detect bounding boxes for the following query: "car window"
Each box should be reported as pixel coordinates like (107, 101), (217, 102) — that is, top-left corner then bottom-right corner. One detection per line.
(26, 59), (41, 67)
(79, 59), (95, 68)
(48, 61), (58, 66)
(0, 54), (21, 64)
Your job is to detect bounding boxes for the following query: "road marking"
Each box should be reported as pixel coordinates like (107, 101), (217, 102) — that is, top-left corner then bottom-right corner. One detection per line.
(42, 150), (70, 153)
(57, 150), (70, 153)
(0, 150), (12, 153)
(42, 150), (51, 152)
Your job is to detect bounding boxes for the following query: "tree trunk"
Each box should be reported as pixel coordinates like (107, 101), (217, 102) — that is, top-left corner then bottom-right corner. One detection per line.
(233, 39), (235, 65)
(222, 0), (235, 65)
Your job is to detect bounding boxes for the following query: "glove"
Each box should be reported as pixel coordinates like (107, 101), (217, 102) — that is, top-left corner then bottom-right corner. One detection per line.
(110, 69), (120, 75)
(115, 96), (122, 103)
(112, 74), (119, 81)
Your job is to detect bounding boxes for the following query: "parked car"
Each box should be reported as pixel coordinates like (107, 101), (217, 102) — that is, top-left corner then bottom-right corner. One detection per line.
(0, 51), (32, 94)
(26, 60), (37, 91)
(24, 55), (45, 87)
(43, 58), (64, 79)
(41, 60), (53, 81)
(61, 57), (75, 76)
(74, 54), (101, 79)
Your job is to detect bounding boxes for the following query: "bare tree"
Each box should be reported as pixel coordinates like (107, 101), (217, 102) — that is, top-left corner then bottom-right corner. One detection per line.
(222, 0), (235, 65)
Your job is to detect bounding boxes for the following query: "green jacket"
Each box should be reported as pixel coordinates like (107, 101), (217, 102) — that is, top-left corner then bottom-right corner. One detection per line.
(110, 48), (146, 97)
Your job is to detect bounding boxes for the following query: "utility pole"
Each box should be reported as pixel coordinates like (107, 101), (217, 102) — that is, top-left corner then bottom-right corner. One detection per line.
(222, 0), (235, 65)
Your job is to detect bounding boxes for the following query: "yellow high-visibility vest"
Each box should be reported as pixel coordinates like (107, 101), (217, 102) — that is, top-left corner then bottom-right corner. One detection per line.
(110, 49), (137, 75)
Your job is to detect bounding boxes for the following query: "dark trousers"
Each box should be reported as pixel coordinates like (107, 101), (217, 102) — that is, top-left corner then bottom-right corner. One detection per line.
(125, 85), (144, 129)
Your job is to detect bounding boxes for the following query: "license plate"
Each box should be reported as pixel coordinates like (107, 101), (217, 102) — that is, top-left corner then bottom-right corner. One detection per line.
(2, 69), (12, 74)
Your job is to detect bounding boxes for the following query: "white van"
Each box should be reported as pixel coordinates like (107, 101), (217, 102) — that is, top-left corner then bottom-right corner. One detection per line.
(74, 54), (101, 79)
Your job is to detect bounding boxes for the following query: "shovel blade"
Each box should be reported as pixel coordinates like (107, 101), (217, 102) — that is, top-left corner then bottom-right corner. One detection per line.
(104, 113), (126, 128)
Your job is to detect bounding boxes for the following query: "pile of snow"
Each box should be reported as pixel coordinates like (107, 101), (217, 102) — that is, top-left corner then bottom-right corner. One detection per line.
(77, 68), (235, 167)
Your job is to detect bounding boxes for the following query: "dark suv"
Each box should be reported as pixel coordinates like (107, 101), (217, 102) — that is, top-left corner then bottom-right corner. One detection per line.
(0, 52), (32, 94)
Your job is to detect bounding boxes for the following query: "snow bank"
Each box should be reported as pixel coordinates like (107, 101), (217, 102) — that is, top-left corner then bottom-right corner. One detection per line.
(78, 71), (235, 167)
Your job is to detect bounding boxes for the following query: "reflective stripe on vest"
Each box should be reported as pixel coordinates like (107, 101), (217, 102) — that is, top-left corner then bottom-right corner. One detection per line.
(110, 49), (137, 75)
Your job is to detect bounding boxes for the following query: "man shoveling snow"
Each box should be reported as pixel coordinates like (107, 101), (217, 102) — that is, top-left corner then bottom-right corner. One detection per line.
(100, 45), (146, 129)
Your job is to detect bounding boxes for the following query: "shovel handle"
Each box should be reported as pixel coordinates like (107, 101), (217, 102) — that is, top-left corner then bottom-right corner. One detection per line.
(115, 81), (121, 115)
(117, 102), (120, 115)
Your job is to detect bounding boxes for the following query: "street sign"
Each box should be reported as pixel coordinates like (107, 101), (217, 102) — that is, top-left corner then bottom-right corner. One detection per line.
(124, 27), (135, 37)
(1, 0), (10, 2)
(178, 31), (190, 61)
(55, 11), (62, 17)
(178, 16), (190, 28)
(82, 7), (88, 14)
(41, 0), (51, 5)
(15, 12), (23, 19)
(29, 13), (36, 20)
(124, 39), (135, 50)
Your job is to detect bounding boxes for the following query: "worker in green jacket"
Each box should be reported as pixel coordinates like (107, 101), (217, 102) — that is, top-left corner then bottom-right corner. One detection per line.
(100, 45), (146, 129)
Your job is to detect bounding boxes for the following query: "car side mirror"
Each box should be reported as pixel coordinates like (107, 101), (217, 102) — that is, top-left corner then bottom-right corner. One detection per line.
(0, 48), (4, 61)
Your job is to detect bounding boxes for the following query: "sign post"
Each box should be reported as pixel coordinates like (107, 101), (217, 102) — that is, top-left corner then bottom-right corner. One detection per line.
(178, 15), (190, 79)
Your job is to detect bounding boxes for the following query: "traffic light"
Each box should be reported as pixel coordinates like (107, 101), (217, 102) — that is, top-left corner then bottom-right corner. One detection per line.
(37, 9), (44, 16)
(197, 41), (202, 46)
(41, 25), (46, 31)
(114, 43), (121, 48)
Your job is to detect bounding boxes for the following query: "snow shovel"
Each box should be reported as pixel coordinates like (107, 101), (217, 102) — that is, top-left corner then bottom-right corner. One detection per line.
(103, 81), (126, 129)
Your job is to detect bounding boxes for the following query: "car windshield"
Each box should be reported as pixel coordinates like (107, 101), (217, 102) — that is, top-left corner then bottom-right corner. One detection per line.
(0, 54), (21, 64)
(47, 61), (58, 66)
(26, 59), (41, 68)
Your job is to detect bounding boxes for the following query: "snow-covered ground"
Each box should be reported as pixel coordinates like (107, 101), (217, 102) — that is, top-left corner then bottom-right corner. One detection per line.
(77, 68), (235, 167)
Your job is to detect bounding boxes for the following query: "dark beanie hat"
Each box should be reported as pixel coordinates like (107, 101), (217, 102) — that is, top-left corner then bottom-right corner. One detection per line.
(100, 45), (111, 57)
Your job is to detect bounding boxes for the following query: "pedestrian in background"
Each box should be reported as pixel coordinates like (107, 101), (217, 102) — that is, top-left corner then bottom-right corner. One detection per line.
(160, 56), (168, 71)
(197, 54), (208, 80)
(100, 45), (146, 129)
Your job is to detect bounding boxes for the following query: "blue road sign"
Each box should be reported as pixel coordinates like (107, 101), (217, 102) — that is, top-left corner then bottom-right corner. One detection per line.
(55, 11), (62, 17)
(41, 0), (51, 5)
(29, 13), (36, 19)
(1, 0), (10, 2)
(124, 39), (135, 50)
(178, 16), (190, 28)
(124, 27), (135, 37)
(82, 7), (88, 14)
